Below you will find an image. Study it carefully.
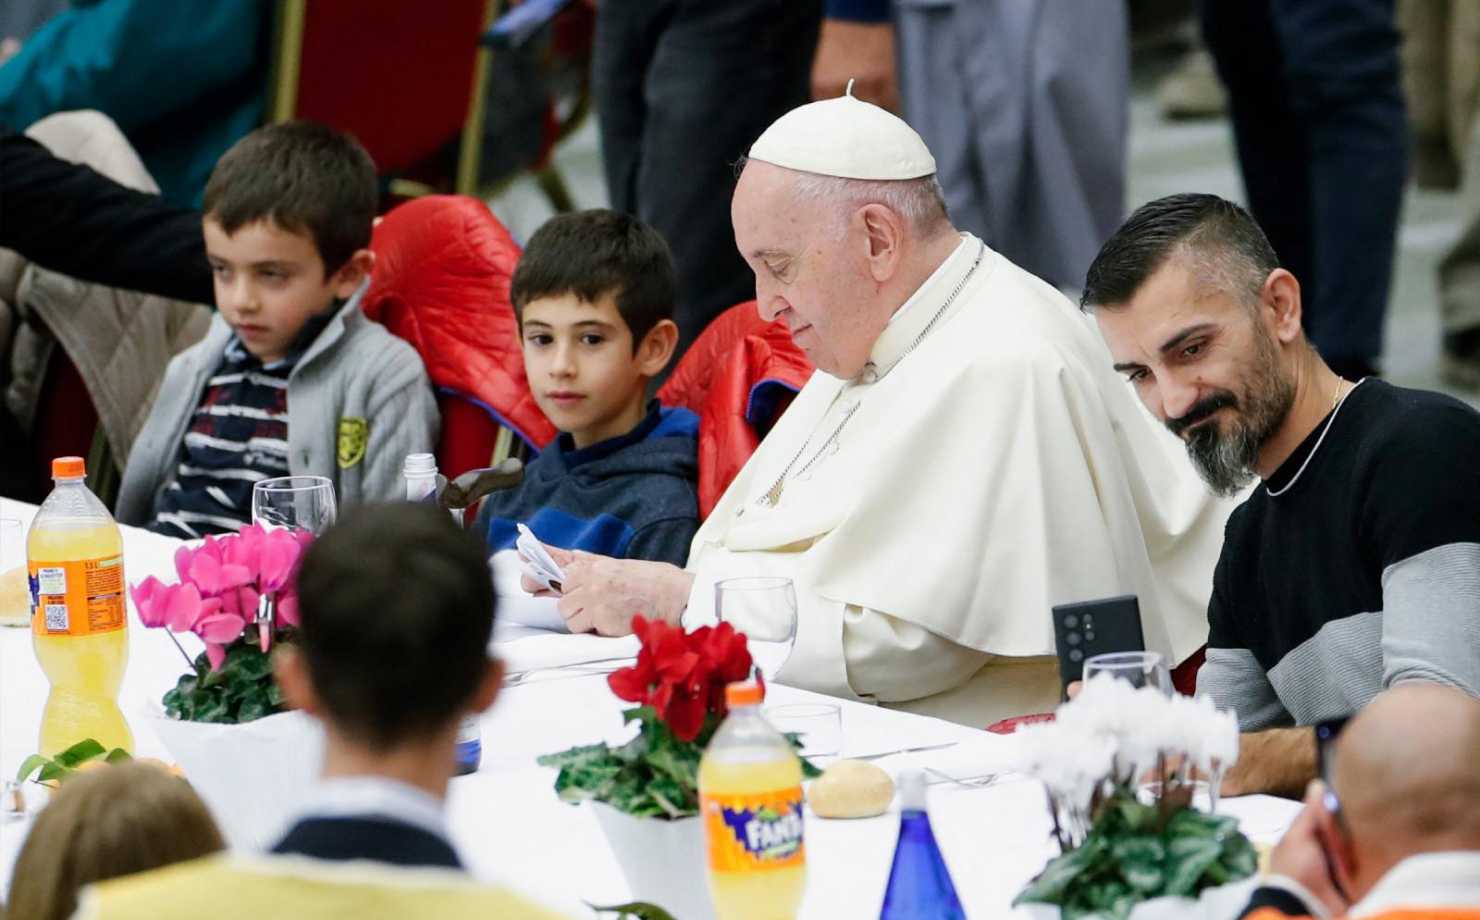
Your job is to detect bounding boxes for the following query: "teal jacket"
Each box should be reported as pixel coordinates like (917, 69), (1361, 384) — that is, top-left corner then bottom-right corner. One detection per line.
(0, 0), (268, 206)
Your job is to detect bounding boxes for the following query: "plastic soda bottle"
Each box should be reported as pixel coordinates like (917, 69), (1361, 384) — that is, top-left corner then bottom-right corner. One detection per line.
(879, 769), (965, 919)
(28, 456), (133, 755)
(403, 452), (480, 775)
(699, 680), (806, 919)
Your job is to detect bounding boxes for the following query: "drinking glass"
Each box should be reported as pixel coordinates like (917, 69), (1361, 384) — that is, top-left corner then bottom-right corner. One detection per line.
(767, 703), (842, 757)
(715, 576), (797, 678)
(0, 518), (26, 627)
(251, 476), (337, 536)
(1082, 651), (1172, 696)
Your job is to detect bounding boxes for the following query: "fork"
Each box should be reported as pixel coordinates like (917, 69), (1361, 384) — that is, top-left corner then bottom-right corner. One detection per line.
(924, 767), (1000, 789)
(503, 660), (630, 686)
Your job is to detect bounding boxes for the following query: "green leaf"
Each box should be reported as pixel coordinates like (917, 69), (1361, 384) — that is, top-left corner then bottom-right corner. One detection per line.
(1013, 841), (1100, 905)
(104, 748), (132, 765)
(587, 901), (679, 920)
(38, 761), (71, 783)
(1164, 836), (1222, 896)
(15, 754), (50, 783)
(53, 738), (106, 767)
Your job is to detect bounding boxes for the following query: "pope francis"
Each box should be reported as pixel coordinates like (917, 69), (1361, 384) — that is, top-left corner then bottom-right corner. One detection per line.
(531, 90), (1234, 727)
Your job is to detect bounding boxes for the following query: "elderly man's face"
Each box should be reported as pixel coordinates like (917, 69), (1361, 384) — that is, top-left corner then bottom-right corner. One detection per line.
(1095, 257), (1296, 496)
(731, 162), (882, 378)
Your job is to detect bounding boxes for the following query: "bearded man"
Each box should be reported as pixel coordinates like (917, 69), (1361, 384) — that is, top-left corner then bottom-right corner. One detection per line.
(527, 94), (1232, 727)
(1083, 193), (1480, 796)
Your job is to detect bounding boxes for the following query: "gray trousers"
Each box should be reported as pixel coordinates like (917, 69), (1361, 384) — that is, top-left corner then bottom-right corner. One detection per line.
(895, 0), (1129, 290)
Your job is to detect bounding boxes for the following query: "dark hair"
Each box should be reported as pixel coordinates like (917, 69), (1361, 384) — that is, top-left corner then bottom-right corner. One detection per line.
(203, 120), (378, 276)
(1081, 193), (1280, 311)
(511, 209), (677, 347)
(295, 503), (495, 750)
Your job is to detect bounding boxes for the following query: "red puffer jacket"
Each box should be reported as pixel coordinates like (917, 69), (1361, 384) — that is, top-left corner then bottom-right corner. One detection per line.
(659, 301), (814, 517)
(362, 196), (557, 478)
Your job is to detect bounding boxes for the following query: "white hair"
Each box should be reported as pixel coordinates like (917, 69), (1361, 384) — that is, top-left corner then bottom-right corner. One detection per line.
(735, 155), (951, 240)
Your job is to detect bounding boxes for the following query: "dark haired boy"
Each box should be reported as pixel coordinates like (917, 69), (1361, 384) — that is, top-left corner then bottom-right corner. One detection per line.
(477, 209), (699, 565)
(77, 504), (568, 919)
(117, 121), (437, 537)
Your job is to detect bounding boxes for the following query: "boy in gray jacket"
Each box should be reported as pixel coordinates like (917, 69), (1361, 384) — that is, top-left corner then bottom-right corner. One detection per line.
(118, 122), (437, 537)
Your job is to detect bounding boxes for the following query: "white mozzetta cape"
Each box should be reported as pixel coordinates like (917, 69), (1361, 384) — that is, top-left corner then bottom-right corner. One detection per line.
(684, 236), (1232, 721)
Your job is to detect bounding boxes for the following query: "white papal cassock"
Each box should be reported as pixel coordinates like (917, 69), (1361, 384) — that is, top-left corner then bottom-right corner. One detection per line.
(681, 234), (1235, 727)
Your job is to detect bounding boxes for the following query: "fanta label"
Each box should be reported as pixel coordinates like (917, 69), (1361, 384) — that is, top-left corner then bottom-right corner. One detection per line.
(702, 786), (805, 873)
(29, 555), (126, 637)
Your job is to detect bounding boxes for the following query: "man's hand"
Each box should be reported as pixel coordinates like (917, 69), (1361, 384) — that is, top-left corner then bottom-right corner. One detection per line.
(525, 548), (695, 636)
(811, 19), (900, 112)
(1267, 781), (1351, 915)
(1221, 728), (1317, 798)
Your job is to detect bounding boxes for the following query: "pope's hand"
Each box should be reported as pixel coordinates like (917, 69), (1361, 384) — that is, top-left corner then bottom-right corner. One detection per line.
(811, 19), (900, 113)
(530, 550), (695, 636)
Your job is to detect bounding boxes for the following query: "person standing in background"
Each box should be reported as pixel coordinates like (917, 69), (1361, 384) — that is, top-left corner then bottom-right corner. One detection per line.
(592, 0), (822, 365)
(1200, 0), (1408, 381)
(812, 0), (1130, 293)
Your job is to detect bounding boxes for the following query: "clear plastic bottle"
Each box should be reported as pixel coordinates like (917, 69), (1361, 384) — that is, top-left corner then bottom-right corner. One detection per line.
(403, 453), (479, 775)
(879, 769), (965, 919)
(699, 681), (807, 919)
(28, 456), (133, 755)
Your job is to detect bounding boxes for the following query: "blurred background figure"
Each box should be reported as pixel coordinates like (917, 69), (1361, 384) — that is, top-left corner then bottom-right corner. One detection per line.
(592, 0), (822, 361)
(7, 762), (226, 920)
(1400, 0), (1480, 389)
(1199, 0), (1409, 381)
(813, 0), (1130, 293)
(0, 0), (269, 206)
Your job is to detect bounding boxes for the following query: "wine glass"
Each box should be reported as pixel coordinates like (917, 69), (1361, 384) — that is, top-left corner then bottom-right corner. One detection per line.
(251, 476), (337, 536)
(715, 576), (797, 678)
(1082, 651), (1172, 696)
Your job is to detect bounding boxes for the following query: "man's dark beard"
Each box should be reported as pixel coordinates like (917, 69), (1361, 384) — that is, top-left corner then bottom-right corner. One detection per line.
(1166, 335), (1295, 497)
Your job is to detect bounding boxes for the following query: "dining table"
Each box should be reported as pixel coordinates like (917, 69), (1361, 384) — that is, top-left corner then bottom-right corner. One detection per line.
(0, 496), (1301, 918)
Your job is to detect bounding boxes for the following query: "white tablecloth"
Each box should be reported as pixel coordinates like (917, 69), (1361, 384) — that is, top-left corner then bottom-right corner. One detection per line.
(0, 498), (1299, 917)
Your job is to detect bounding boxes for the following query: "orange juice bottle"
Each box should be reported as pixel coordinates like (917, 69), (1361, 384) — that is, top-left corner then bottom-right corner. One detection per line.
(28, 456), (132, 755)
(699, 681), (806, 919)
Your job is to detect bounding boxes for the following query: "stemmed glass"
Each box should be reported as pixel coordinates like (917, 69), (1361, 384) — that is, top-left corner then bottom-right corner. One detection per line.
(250, 476), (336, 651)
(251, 476), (337, 536)
(715, 576), (797, 679)
(1082, 651), (1172, 696)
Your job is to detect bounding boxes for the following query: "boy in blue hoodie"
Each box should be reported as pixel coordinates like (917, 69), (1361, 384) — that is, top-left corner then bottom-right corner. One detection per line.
(477, 210), (699, 565)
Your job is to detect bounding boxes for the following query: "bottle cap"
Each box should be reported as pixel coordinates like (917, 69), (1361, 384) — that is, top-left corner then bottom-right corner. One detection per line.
(402, 453), (437, 475)
(52, 456), (86, 479)
(896, 768), (927, 812)
(725, 680), (764, 708)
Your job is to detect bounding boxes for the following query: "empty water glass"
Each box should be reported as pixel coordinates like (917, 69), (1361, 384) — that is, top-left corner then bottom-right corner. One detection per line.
(1, 518), (26, 627)
(767, 703), (842, 758)
(715, 576), (797, 677)
(251, 476), (337, 536)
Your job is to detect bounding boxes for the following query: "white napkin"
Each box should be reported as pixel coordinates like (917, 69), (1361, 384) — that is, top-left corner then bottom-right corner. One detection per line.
(515, 524), (565, 591)
(494, 631), (640, 675)
(490, 550), (568, 633)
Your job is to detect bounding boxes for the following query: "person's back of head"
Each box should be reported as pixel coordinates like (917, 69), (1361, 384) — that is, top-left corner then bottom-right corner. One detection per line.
(1328, 683), (1480, 900)
(203, 120), (378, 278)
(7, 762), (225, 920)
(279, 502), (500, 753)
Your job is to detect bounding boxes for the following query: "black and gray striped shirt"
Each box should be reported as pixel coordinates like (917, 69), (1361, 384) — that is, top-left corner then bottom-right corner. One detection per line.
(1198, 379), (1480, 730)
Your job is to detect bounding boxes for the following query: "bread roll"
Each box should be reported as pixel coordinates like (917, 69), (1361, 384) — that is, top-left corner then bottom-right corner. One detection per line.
(808, 760), (895, 818)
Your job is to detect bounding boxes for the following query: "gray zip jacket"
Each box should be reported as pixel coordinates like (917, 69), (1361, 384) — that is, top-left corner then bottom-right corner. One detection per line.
(116, 288), (438, 526)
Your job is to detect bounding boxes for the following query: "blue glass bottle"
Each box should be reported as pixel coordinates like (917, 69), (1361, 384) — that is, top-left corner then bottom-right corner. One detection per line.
(880, 769), (965, 920)
(454, 716), (482, 775)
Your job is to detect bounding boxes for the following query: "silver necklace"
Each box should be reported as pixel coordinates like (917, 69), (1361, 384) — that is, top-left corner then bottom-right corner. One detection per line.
(756, 242), (987, 508)
(1265, 377), (1361, 498)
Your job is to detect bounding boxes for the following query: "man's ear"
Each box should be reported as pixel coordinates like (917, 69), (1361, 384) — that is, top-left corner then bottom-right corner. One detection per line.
(468, 657), (504, 716)
(857, 202), (906, 284)
(331, 248), (376, 299)
(635, 319), (679, 377)
(273, 646), (321, 716)
(1261, 268), (1304, 346)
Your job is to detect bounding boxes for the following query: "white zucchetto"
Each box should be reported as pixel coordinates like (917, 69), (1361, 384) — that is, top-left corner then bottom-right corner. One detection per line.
(748, 80), (937, 181)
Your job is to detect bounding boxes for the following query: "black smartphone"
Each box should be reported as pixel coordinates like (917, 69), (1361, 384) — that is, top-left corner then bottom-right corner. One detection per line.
(1315, 717), (1350, 799)
(1052, 595), (1145, 695)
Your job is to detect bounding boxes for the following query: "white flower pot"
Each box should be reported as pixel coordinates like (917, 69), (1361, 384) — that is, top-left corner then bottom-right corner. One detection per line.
(150, 709), (323, 851)
(589, 800), (714, 920)
(1016, 876), (1258, 920)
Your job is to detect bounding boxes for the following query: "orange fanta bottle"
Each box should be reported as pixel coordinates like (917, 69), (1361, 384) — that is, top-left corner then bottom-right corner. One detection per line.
(28, 457), (133, 755)
(699, 681), (806, 919)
